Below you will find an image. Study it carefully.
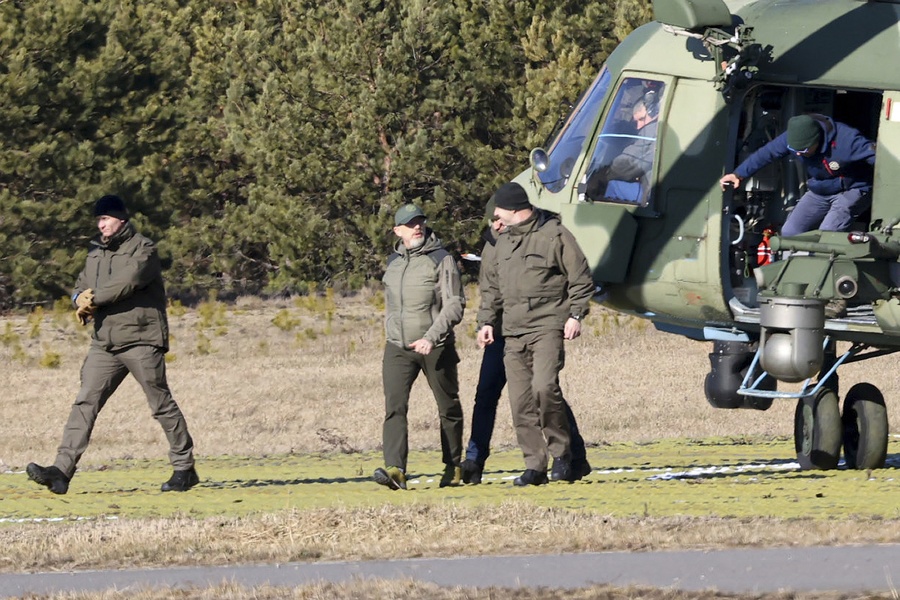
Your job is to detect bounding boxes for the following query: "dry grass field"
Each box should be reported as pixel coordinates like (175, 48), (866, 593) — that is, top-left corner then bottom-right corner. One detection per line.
(4, 286), (898, 466)
(2, 287), (900, 599)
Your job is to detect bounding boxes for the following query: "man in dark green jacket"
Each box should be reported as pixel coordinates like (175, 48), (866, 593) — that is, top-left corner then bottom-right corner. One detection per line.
(460, 216), (591, 485)
(26, 195), (197, 495)
(373, 204), (465, 490)
(477, 182), (594, 486)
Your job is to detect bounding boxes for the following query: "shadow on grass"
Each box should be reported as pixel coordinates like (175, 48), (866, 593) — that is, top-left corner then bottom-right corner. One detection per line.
(203, 475), (376, 488)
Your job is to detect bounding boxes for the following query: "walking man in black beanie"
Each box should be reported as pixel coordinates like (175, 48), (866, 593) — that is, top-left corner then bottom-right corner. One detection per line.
(476, 182), (594, 486)
(26, 195), (198, 495)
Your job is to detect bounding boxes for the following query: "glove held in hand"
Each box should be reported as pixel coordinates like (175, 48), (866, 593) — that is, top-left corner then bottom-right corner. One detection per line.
(75, 289), (95, 310)
(74, 289), (96, 326)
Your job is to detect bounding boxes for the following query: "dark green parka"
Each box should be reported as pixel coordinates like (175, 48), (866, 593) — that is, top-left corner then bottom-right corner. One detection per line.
(73, 221), (169, 352)
(478, 209), (593, 336)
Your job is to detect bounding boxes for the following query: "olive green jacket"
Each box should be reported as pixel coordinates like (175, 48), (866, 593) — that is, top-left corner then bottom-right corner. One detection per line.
(382, 230), (465, 349)
(73, 222), (169, 352)
(478, 210), (593, 336)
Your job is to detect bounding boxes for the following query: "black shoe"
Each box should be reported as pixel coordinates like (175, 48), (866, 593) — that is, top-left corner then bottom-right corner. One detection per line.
(161, 467), (199, 492)
(513, 469), (549, 486)
(550, 456), (573, 482)
(571, 459), (592, 481)
(460, 459), (483, 485)
(26, 463), (69, 495)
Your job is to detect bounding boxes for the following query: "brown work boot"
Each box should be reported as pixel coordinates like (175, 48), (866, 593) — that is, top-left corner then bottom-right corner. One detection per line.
(439, 465), (462, 488)
(373, 466), (407, 490)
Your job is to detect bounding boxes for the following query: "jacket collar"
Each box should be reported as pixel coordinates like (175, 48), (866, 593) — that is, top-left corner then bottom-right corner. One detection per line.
(393, 228), (442, 257)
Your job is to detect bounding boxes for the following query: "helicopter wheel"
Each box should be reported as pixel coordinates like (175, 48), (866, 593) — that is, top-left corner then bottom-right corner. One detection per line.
(841, 383), (888, 470)
(794, 387), (842, 470)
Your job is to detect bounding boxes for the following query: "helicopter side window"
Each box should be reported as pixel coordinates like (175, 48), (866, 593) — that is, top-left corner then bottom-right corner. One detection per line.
(584, 78), (665, 206)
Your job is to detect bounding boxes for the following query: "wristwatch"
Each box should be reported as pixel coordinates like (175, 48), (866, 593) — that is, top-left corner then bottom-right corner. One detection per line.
(569, 314), (583, 322)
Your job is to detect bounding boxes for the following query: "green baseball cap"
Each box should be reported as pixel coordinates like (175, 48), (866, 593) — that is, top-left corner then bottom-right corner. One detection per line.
(394, 204), (426, 226)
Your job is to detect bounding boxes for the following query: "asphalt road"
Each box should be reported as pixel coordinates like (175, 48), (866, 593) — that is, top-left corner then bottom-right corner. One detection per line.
(2, 544), (899, 596)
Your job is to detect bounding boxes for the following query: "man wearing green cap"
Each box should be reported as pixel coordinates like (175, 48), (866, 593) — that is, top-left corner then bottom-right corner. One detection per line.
(374, 204), (465, 490)
(720, 114), (876, 237)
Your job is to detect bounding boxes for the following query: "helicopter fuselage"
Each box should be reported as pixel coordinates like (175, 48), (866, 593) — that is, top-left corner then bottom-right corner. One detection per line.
(513, 0), (900, 470)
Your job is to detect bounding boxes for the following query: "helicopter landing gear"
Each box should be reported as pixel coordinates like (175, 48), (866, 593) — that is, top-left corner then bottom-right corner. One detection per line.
(742, 338), (894, 471)
(841, 383), (888, 470)
(794, 387), (841, 470)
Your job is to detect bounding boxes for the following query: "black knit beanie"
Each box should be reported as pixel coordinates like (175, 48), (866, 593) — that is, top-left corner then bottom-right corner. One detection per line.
(93, 195), (129, 221)
(492, 182), (531, 211)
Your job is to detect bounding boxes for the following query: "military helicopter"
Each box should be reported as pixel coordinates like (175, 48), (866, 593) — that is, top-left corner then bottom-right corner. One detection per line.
(514, 0), (900, 470)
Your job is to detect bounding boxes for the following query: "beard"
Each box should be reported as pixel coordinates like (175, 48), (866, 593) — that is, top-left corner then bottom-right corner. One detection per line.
(407, 236), (426, 250)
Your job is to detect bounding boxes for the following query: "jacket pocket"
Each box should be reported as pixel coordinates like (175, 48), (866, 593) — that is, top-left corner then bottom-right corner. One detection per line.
(524, 252), (550, 270)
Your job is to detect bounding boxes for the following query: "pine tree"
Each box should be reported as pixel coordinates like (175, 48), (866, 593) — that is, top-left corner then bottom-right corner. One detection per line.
(0, 0), (626, 304)
(0, 0), (207, 307)
(613, 0), (654, 43)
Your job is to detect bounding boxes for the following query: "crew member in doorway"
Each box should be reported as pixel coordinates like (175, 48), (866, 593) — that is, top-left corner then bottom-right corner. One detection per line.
(720, 114), (876, 237)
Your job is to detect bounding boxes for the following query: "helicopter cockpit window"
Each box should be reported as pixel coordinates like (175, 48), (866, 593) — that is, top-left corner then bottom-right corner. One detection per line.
(584, 77), (665, 206)
(537, 69), (612, 193)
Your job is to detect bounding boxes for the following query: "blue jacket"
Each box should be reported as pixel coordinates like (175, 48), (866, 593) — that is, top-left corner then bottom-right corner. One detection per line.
(734, 115), (876, 196)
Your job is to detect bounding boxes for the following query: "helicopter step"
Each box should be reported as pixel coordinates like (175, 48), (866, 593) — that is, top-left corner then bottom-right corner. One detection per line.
(729, 297), (879, 332)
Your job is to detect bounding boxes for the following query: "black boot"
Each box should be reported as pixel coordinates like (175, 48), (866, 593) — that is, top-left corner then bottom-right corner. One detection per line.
(571, 459), (592, 481)
(513, 469), (549, 486)
(26, 463), (70, 495)
(550, 456), (573, 482)
(161, 466), (200, 492)
(460, 459), (484, 485)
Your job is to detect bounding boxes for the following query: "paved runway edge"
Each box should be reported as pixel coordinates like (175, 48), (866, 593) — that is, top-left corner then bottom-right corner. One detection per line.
(2, 545), (900, 596)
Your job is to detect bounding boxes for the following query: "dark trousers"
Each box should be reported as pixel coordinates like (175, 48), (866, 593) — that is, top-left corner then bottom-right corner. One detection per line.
(382, 341), (463, 471)
(55, 344), (195, 479)
(466, 331), (587, 468)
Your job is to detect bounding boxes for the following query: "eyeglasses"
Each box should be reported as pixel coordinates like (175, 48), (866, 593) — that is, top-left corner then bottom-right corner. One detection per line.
(787, 144), (812, 154)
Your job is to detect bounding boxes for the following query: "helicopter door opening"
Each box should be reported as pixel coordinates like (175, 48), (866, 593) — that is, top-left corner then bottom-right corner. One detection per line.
(725, 85), (883, 308)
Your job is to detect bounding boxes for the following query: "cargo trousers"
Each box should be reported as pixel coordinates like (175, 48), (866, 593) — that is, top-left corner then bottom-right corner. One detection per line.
(54, 344), (195, 478)
(465, 330), (587, 467)
(503, 329), (571, 472)
(381, 341), (463, 472)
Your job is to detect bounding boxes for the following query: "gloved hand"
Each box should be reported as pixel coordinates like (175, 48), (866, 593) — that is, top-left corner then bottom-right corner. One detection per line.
(74, 289), (96, 326)
(74, 289), (94, 310)
(75, 304), (94, 326)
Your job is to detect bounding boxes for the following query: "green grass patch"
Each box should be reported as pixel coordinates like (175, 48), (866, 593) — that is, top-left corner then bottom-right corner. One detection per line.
(4, 437), (899, 523)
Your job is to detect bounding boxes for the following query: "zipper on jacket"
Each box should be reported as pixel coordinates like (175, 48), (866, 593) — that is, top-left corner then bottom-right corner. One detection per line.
(399, 254), (408, 345)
